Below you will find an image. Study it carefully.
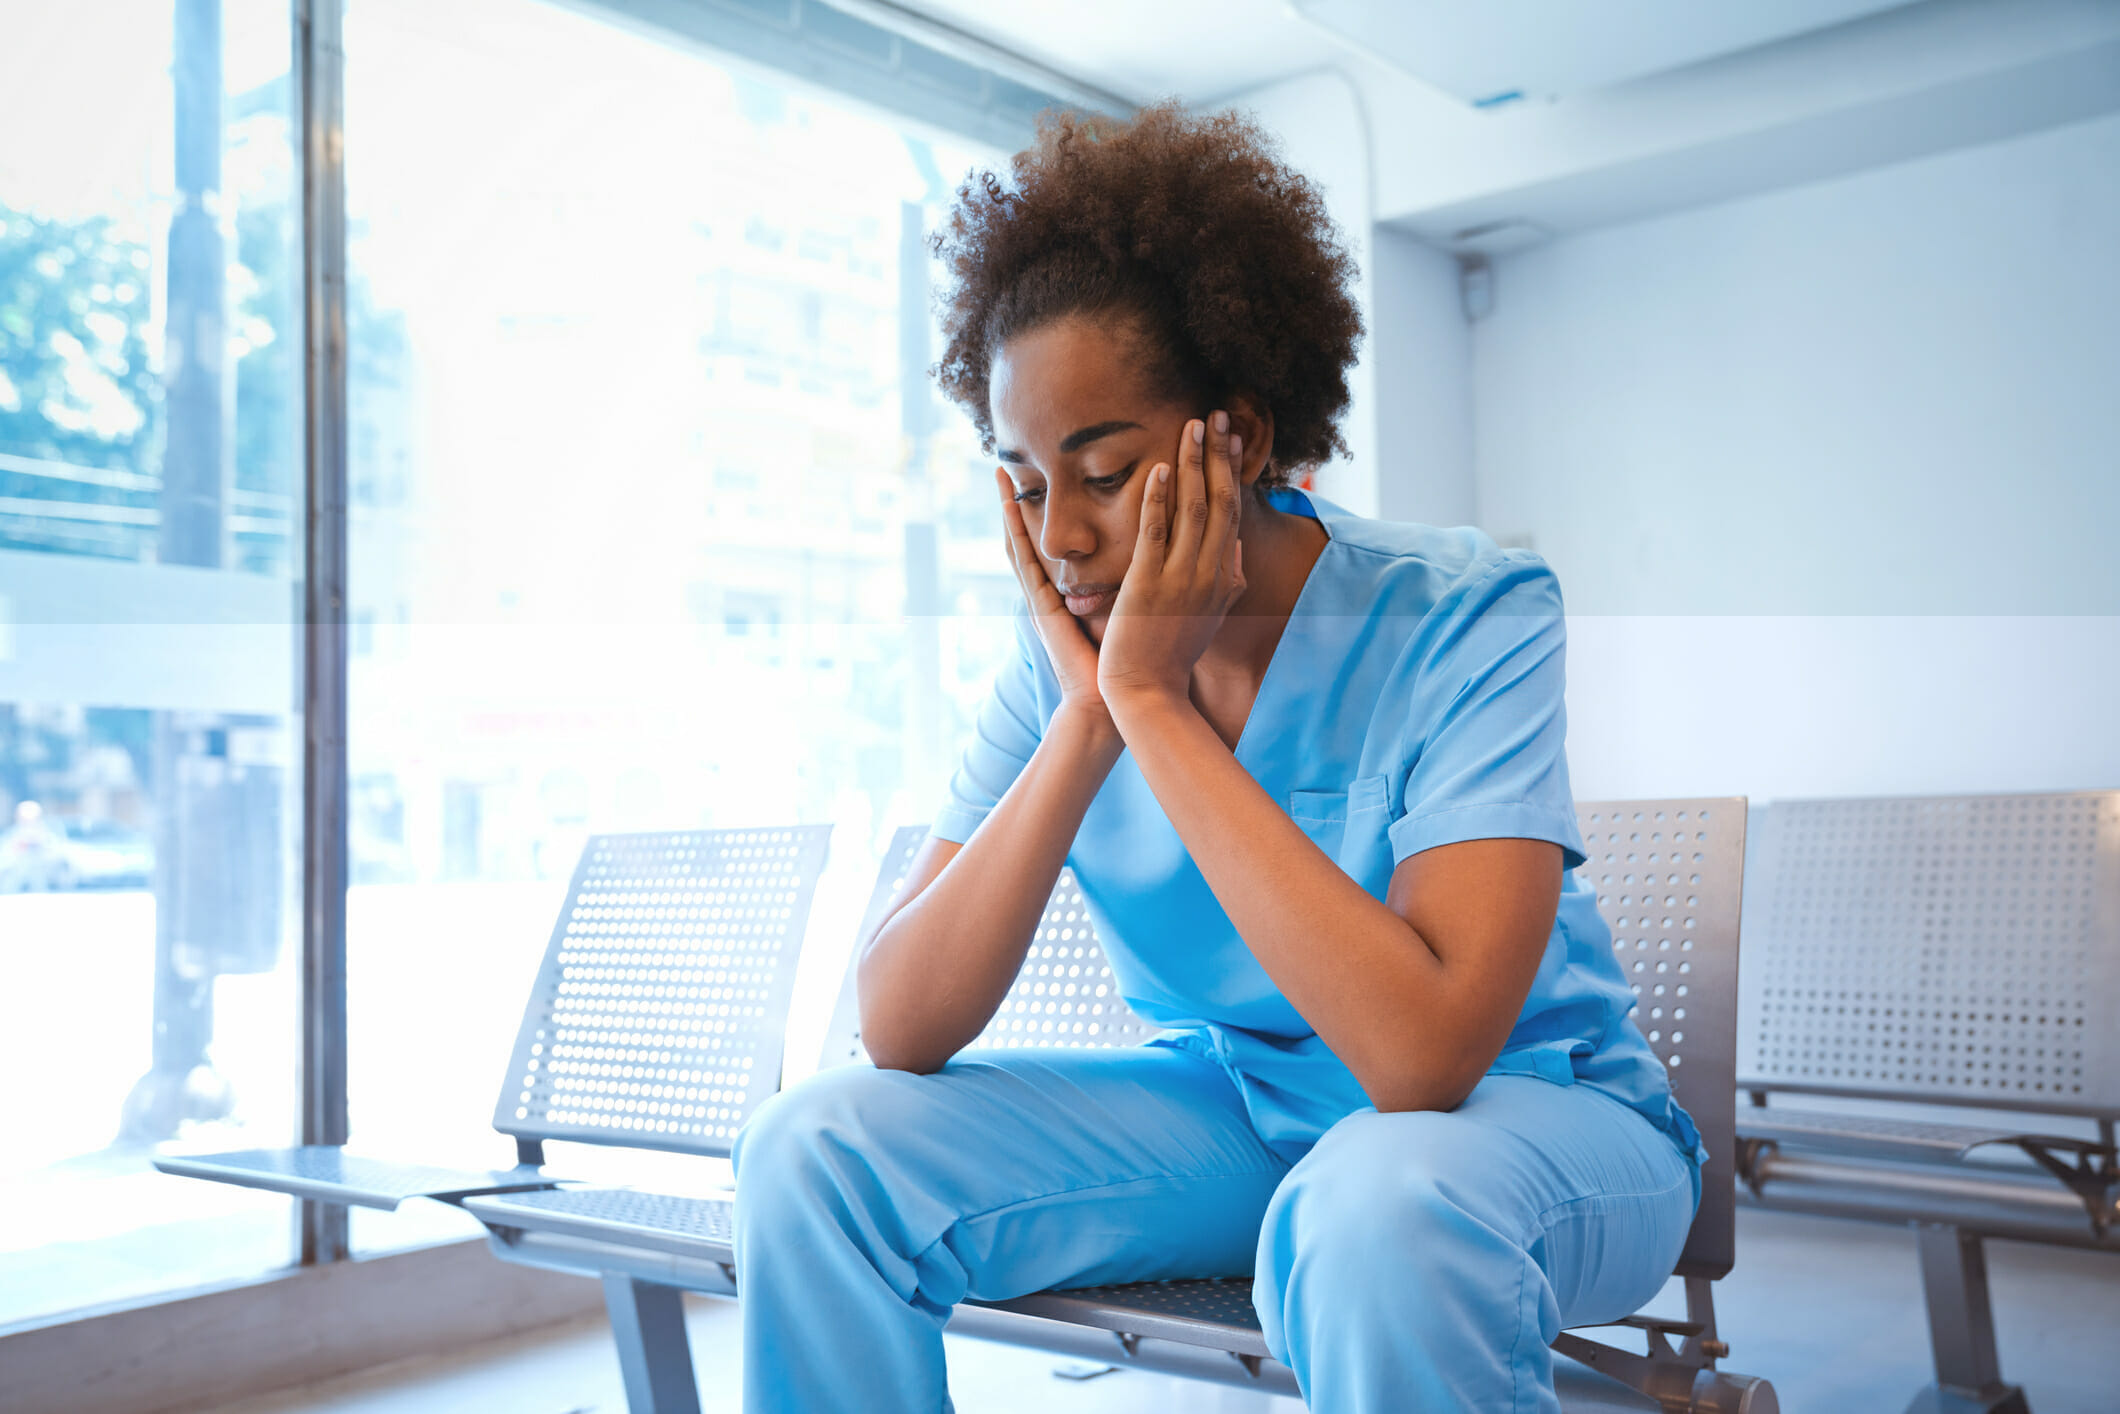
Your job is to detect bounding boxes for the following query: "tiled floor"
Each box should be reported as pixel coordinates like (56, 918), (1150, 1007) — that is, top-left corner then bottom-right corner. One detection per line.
(207, 1205), (2120, 1414)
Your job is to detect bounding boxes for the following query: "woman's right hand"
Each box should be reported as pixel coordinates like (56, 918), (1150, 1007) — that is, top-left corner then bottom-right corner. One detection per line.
(996, 468), (1109, 725)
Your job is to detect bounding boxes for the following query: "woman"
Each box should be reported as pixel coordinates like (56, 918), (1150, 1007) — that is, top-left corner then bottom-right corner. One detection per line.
(733, 103), (1702, 1413)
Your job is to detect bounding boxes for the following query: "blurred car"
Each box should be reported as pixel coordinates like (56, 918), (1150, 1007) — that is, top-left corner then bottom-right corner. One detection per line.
(0, 812), (153, 891)
(56, 819), (155, 890)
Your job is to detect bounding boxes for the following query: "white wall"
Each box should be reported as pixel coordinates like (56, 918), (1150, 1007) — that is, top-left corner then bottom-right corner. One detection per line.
(1467, 112), (2120, 801)
(1221, 70), (1379, 516)
(1370, 227), (1475, 527)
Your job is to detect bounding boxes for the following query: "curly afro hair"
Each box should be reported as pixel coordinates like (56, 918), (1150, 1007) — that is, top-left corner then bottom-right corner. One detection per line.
(930, 101), (1363, 487)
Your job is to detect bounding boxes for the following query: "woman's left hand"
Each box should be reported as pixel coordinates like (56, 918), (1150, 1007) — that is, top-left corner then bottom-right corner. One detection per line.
(1096, 411), (1247, 712)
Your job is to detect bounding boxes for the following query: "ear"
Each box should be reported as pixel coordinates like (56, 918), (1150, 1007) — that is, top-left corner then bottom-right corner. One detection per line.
(1226, 391), (1275, 489)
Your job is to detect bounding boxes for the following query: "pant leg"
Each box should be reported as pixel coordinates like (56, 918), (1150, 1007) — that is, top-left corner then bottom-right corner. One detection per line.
(1253, 1075), (1699, 1414)
(732, 1044), (1289, 1414)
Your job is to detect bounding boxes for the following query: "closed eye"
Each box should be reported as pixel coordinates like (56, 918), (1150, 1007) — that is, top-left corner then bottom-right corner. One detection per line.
(1011, 462), (1137, 504)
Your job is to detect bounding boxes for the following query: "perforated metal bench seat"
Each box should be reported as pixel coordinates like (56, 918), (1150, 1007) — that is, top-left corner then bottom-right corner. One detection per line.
(468, 1183), (1273, 1354)
(466, 803), (1774, 1414)
(1731, 790), (2120, 1414)
(465, 1188), (736, 1265)
(1735, 1109), (2101, 1165)
(974, 1276), (1271, 1358)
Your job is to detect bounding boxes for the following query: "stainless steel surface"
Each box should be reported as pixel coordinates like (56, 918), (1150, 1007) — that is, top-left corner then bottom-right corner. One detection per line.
(1743, 1148), (2120, 1249)
(296, 0), (351, 1269)
(153, 1148), (551, 1210)
(604, 1275), (702, 1414)
(493, 826), (831, 1159)
(1578, 797), (1747, 1282)
(1739, 790), (2120, 1118)
(1736, 1109), (2046, 1163)
(486, 1227), (739, 1296)
(1913, 1224), (2011, 1398)
(971, 865), (1162, 1050)
(465, 1189), (735, 1265)
(976, 1278), (1269, 1359)
(824, 825), (1166, 1070)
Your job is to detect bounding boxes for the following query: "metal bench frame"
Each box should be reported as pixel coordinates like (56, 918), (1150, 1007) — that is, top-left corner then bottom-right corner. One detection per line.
(1732, 790), (2120, 1414)
(160, 805), (1778, 1412)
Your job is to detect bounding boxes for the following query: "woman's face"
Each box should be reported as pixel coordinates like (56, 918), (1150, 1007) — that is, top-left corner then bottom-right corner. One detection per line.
(988, 315), (1197, 637)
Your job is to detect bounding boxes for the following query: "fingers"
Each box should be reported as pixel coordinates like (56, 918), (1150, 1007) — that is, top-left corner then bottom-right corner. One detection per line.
(1130, 460), (1172, 582)
(995, 468), (1063, 613)
(1206, 420), (1242, 581)
(1166, 415), (1211, 568)
(1170, 412), (1243, 590)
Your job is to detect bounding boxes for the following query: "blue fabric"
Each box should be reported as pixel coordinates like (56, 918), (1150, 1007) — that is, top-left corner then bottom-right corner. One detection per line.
(734, 1052), (1699, 1413)
(930, 489), (1703, 1169)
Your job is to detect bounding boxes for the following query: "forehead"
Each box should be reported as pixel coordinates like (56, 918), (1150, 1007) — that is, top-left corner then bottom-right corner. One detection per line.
(989, 317), (1167, 451)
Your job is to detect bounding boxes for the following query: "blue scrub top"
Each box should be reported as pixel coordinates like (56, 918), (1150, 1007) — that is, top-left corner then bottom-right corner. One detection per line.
(931, 488), (1703, 1172)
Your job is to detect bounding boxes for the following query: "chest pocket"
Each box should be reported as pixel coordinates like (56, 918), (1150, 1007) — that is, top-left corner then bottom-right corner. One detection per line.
(1287, 774), (1392, 886)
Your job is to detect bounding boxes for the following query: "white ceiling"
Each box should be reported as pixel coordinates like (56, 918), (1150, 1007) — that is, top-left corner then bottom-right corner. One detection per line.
(874, 0), (2120, 244)
(874, 0), (1346, 109)
(1290, 0), (1927, 104)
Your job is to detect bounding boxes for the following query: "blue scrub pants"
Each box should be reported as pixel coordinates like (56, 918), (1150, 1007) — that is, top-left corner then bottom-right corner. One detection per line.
(731, 1045), (1698, 1413)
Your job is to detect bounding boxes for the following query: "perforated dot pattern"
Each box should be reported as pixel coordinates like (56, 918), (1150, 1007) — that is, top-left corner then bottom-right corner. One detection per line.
(1739, 792), (2120, 1113)
(971, 868), (1160, 1051)
(1034, 1276), (1263, 1331)
(494, 827), (831, 1158)
(487, 1186), (734, 1244)
(823, 828), (1159, 1066)
(1578, 797), (1747, 1282)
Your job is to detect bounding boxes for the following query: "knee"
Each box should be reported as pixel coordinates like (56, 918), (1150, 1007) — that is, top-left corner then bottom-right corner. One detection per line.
(733, 1065), (916, 1226)
(1261, 1111), (1506, 1284)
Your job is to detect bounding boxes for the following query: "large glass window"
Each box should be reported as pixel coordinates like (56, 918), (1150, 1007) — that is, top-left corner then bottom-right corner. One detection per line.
(0, 0), (304, 1325)
(339, 0), (1018, 1248)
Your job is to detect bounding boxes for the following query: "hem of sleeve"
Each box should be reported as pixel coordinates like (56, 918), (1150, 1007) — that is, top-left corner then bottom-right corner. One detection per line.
(927, 806), (988, 845)
(1388, 801), (1587, 871)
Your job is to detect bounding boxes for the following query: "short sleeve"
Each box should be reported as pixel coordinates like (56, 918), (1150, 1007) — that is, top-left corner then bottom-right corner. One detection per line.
(929, 614), (1050, 843)
(1383, 555), (1589, 870)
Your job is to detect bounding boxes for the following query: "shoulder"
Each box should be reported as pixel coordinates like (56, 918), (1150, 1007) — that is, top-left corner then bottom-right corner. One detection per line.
(1284, 489), (1563, 620)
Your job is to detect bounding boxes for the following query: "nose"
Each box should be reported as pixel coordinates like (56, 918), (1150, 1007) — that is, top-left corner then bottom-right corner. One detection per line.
(1034, 486), (1097, 565)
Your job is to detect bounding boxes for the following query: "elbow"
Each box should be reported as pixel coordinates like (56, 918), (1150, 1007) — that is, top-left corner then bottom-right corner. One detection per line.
(860, 1034), (949, 1076)
(853, 985), (954, 1075)
(1354, 1055), (1484, 1116)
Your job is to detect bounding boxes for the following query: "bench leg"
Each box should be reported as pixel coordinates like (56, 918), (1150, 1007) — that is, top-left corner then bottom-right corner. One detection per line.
(1905, 1223), (2029, 1414)
(604, 1274), (703, 1414)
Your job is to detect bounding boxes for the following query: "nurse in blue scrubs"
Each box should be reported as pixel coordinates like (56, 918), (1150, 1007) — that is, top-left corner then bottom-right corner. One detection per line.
(733, 101), (1703, 1414)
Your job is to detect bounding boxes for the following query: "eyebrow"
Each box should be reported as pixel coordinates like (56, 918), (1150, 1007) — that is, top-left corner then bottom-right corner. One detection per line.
(996, 420), (1143, 464)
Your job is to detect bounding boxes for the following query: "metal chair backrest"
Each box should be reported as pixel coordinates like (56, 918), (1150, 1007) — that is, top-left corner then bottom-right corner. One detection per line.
(1577, 797), (1747, 1282)
(494, 825), (831, 1158)
(819, 826), (1158, 1068)
(1737, 789), (2120, 1119)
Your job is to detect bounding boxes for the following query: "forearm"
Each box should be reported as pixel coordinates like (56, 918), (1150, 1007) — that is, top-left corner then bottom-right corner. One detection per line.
(858, 705), (1125, 1072)
(1107, 693), (1482, 1111)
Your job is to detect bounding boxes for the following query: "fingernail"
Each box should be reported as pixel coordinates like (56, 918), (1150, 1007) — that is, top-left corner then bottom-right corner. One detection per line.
(1156, 463), (1170, 484)
(1212, 410), (1229, 434)
(1191, 420), (1205, 445)
(1230, 433), (1243, 461)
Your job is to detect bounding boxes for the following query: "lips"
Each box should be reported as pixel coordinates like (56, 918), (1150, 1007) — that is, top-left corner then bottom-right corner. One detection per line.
(1057, 584), (1117, 616)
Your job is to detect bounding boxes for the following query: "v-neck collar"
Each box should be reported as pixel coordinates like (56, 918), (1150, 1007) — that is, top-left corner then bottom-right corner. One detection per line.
(1226, 485), (1337, 766)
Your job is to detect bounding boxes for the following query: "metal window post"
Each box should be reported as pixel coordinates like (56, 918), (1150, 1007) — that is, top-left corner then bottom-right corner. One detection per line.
(296, 0), (351, 1267)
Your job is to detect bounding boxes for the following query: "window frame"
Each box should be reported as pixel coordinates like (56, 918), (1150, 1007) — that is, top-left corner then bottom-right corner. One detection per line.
(0, 0), (1117, 1394)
